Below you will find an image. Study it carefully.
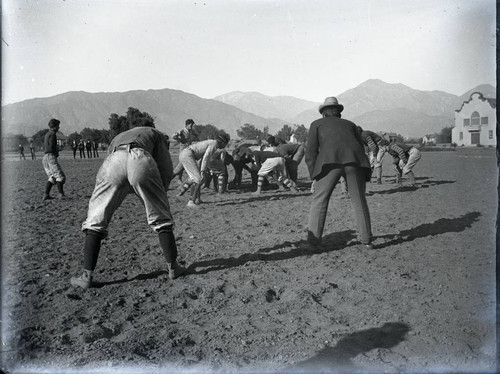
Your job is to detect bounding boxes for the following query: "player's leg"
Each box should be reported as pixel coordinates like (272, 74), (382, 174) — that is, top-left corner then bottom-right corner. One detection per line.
(42, 154), (56, 200)
(71, 152), (129, 289)
(128, 149), (186, 279)
(402, 148), (421, 186)
(48, 155), (66, 198)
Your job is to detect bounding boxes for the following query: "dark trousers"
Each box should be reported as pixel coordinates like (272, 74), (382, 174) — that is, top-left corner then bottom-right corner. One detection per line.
(308, 165), (372, 244)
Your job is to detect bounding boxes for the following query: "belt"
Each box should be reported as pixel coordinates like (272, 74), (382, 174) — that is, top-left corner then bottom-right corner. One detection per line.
(113, 142), (139, 152)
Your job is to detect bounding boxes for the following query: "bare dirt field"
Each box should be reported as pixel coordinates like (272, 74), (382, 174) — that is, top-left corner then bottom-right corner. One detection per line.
(1, 146), (497, 373)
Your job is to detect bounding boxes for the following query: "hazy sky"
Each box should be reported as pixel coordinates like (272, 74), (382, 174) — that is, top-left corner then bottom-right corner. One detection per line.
(2, 0), (496, 105)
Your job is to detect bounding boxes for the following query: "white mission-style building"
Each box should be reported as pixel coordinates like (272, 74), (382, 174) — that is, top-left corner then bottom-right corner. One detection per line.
(452, 92), (496, 146)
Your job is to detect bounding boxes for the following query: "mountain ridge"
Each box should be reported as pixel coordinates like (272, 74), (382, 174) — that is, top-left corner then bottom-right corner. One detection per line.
(2, 80), (495, 139)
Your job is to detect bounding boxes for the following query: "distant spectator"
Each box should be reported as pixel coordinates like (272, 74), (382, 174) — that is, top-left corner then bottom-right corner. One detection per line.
(78, 140), (86, 158)
(29, 140), (36, 160)
(71, 140), (78, 159)
(85, 140), (92, 158)
(92, 140), (99, 158)
(19, 144), (26, 160)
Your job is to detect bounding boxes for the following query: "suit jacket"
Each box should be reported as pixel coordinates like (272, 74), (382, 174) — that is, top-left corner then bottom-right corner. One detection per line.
(305, 116), (370, 180)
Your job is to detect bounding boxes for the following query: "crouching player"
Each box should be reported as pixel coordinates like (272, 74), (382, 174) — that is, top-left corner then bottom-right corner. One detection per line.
(70, 123), (186, 289)
(231, 145), (258, 189)
(204, 148), (231, 194)
(380, 140), (421, 186)
(358, 126), (386, 184)
(239, 148), (297, 195)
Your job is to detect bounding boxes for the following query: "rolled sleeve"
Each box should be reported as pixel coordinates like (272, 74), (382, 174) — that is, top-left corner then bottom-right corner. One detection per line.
(200, 144), (217, 172)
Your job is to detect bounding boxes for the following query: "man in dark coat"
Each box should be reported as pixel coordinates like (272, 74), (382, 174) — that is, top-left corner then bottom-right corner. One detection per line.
(305, 97), (372, 247)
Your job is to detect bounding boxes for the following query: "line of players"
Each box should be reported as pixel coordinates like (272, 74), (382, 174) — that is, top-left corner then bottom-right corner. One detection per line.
(172, 118), (422, 207)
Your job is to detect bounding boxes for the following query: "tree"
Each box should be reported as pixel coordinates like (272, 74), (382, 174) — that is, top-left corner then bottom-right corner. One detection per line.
(80, 127), (100, 141)
(195, 124), (221, 141)
(126, 107), (155, 128)
(67, 132), (82, 145)
(14, 134), (29, 145)
(262, 126), (270, 140)
(438, 126), (453, 143)
(293, 124), (308, 143)
(109, 113), (128, 139)
(237, 123), (265, 140)
(108, 107), (155, 139)
(275, 125), (294, 142)
(31, 129), (50, 149)
(98, 129), (112, 144)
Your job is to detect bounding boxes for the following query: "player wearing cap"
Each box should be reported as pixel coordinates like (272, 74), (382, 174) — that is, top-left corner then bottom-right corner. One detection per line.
(42, 118), (66, 200)
(172, 119), (199, 184)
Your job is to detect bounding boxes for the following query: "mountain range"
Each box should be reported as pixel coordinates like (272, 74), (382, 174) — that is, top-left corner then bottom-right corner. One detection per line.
(2, 79), (495, 139)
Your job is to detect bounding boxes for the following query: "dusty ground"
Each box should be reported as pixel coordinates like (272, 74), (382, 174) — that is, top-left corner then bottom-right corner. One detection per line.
(1, 146), (497, 373)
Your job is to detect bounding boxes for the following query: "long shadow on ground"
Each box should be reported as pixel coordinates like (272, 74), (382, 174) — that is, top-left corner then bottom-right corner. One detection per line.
(188, 230), (357, 275)
(215, 191), (310, 206)
(373, 211), (481, 249)
(366, 180), (455, 195)
(285, 322), (410, 373)
(91, 270), (168, 288)
(90, 212), (481, 286)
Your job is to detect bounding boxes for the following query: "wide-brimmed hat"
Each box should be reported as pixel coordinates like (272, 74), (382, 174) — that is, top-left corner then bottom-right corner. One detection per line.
(318, 97), (344, 114)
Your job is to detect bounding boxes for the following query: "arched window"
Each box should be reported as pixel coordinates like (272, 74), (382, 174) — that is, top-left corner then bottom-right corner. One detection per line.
(471, 111), (480, 126)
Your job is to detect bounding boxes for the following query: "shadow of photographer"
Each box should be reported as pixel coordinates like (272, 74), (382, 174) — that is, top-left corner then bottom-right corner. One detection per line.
(287, 322), (410, 372)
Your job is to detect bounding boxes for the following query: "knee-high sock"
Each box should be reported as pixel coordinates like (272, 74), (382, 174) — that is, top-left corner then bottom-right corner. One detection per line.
(158, 229), (177, 263)
(83, 230), (103, 271)
(45, 181), (54, 196)
(56, 181), (64, 195)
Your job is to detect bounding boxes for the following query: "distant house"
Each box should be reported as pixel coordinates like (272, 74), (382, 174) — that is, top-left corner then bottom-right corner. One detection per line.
(2, 136), (23, 152)
(452, 92), (496, 146)
(422, 134), (438, 145)
(56, 132), (69, 148)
